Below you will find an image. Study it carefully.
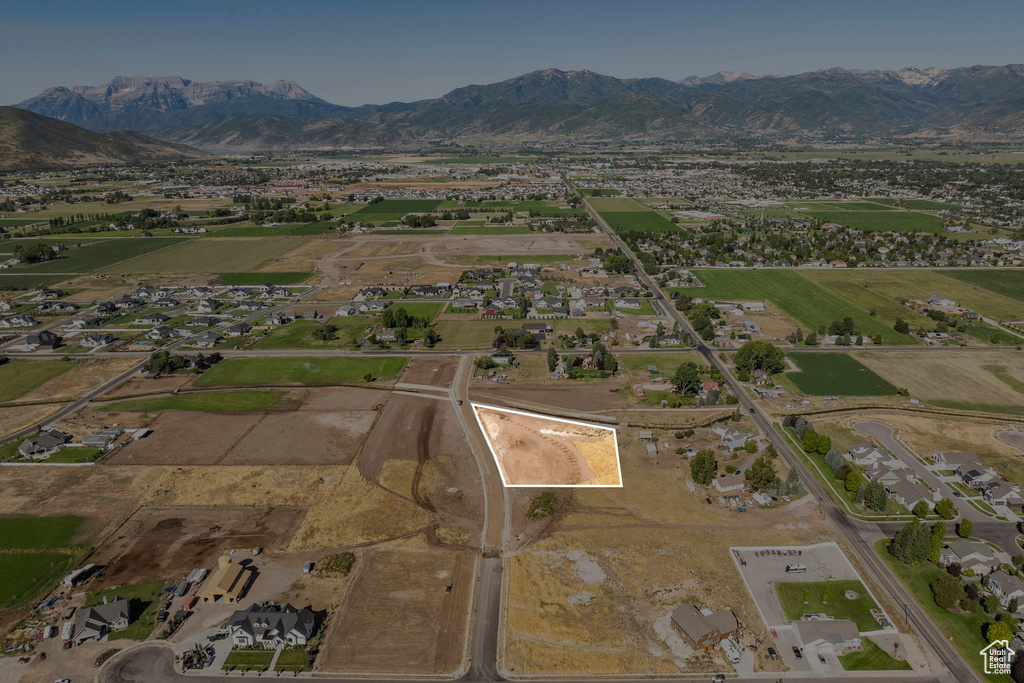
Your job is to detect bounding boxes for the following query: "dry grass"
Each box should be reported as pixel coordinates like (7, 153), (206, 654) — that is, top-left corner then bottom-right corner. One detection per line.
(574, 441), (621, 485)
(0, 404), (66, 439)
(19, 358), (138, 403)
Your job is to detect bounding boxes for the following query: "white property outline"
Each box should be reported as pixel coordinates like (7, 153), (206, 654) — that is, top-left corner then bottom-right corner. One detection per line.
(470, 402), (623, 488)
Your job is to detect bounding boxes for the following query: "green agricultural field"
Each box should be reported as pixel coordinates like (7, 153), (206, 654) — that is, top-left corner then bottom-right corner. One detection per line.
(578, 188), (622, 196)
(688, 270), (916, 344)
(219, 272), (311, 286)
(533, 207), (588, 218)
(386, 301), (444, 321)
(433, 320), (498, 350)
(449, 224), (529, 235)
(600, 211), (679, 233)
(940, 270), (1024, 305)
(776, 580), (881, 631)
(86, 579), (168, 641)
(7, 238), (190, 274)
(801, 270), (1024, 327)
(100, 390), (286, 413)
(786, 353), (898, 396)
(802, 210), (945, 233)
(0, 516), (82, 550)
(0, 237), (109, 252)
(101, 238), (303, 274)
(839, 638), (912, 671)
(431, 157), (531, 164)
(194, 357), (407, 387)
(586, 197), (649, 213)
(867, 197), (961, 210)
(0, 273), (72, 290)
(0, 219), (42, 227)
(351, 199), (443, 216)
(0, 359), (75, 402)
(209, 224), (296, 237)
(787, 201), (895, 211)
(0, 553), (75, 611)
(251, 319), (369, 350)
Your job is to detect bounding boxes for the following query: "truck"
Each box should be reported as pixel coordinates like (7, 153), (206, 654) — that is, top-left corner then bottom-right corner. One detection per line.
(785, 564), (807, 573)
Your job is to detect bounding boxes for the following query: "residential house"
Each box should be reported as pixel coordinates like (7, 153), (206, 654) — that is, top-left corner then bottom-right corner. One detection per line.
(188, 316), (219, 327)
(0, 300), (14, 311)
(845, 441), (887, 466)
(940, 540), (1000, 575)
(711, 422), (753, 448)
(614, 297), (642, 309)
(195, 299), (219, 314)
(194, 332), (221, 349)
(0, 315), (38, 328)
(335, 305), (358, 317)
(226, 323), (251, 337)
(358, 301), (388, 314)
(228, 603), (317, 649)
(18, 429), (70, 458)
(988, 571), (1024, 609)
(863, 459), (911, 486)
(72, 597), (130, 644)
(713, 473), (746, 493)
(81, 333), (114, 348)
(236, 301), (264, 312)
(981, 480), (1024, 509)
(360, 287), (389, 298)
(933, 451), (983, 472)
(451, 299), (478, 309)
(153, 298), (180, 308)
(25, 330), (59, 349)
(669, 604), (738, 650)
(147, 325), (173, 341)
(885, 479), (932, 510)
(794, 619), (862, 655)
(134, 313), (168, 325)
(376, 328), (398, 343)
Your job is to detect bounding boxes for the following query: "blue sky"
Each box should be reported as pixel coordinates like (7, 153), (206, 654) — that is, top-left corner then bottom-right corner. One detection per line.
(2, 0), (1023, 106)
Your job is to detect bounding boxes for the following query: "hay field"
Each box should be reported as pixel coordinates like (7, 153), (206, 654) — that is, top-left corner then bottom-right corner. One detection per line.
(18, 358), (138, 403)
(100, 238), (304, 274)
(0, 404), (66, 440)
(854, 350), (1024, 414)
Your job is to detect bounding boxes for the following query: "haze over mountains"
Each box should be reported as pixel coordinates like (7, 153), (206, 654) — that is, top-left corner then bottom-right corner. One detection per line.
(14, 64), (1024, 151)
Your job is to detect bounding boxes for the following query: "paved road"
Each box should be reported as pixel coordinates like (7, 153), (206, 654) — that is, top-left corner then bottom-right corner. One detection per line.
(575, 181), (980, 683)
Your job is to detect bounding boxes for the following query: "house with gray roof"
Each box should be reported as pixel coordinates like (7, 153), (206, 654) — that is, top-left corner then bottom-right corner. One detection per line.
(940, 540), (1000, 575)
(794, 619), (862, 655)
(988, 571), (1024, 609)
(670, 604), (738, 651)
(229, 603), (317, 648)
(18, 429), (70, 458)
(73, 596), (130, 644)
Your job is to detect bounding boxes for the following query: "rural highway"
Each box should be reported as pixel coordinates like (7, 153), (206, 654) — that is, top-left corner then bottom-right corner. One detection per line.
(572, 178), (981, 683)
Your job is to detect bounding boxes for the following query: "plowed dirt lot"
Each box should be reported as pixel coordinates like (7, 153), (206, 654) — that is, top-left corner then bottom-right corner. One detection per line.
(219, 411), (376, 466)
(402, 356), (460, 388)
(89, 505), (305, 590)
(471, 383), (628, 412)
(318, 544), (475, 674)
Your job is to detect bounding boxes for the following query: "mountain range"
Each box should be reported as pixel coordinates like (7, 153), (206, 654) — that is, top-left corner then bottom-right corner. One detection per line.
(0, 107), (204, 170)
(14, 64), (1024, 150)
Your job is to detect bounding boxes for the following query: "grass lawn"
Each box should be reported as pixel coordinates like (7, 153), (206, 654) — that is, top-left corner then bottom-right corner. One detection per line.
(939, 270), (1024, 305)
(875, 540), (1007, 682)
(776, 580), (881, 631)
(252, 319), (368, 350)
(386, 301), (444, 322)
(838, 637), (912, 671)
(194, 357), (407, 387)
(101, 238), (302, 274)
(0, 359), (75, 402)
(619, 351), (703, 373)
(224, 650), (276, 670)
(433, 320), (500, 350)
(802, 210), (945, 233)
(351, 199), (442, 216)
(100, 390), (286, 413)
(786, 353), (898, 396)
(687, 270), (917, 345)
(614, 300), (656, 315)
(273, 650), (310, 672)
(43, 447), (106, 463)
(86, 578), (169, 641)
(219, 272), (311, 286)
(0, 552), (75, 610)
(0, 516), (82, 549)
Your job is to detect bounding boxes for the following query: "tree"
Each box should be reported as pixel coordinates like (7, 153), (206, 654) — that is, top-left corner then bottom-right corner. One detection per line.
(603, 352), (618, 373)
(928, 521), (945, 562)
(845, 470), (864, 492)
(892, 520), (931, 564)
(794, 417), (808, 438)
(865, 481), (888, 512)
(804, 331), (818, 346)
(987, 620), (1014, 644)
(957, 518), (973, 538)
(312, 324), (337, 341)
(930, 574), (963, 609)
(983, 594), (1002, 614)
(734, 341), (786, 374)
(786, 467), (804, 495)
(803, 430), (819, 453)
(913, 500), (931, 519)
(815, 435), (832, 455)
(1011, 597), (1020, 614)
(547, 346), (558, 372)
(673, 362), (702, 396)
(690, 449), (717, 486)
(745, 454), (778, 492)
(934, 498), (957, 520)
(855, 483), (866, 504)
(894, 318), (910, 334)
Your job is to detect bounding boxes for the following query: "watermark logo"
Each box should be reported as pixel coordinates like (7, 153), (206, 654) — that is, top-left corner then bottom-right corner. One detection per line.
(981, 640), (1014, 675)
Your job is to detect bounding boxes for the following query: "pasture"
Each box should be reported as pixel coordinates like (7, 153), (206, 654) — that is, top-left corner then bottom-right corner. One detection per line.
(0, 515), (82, 550)
(0, 553), (75, 611)
(785, 353), (898, 396)
(599, 211), (679, 233)
(8, 238), (190, 274)
(940, 270), (1024, 304)
(193, 357), (407, 387)
(787, 201), (894, 211)
(252, 319), (369, 349)
(99, 390), (287, 413)
(433, 320), (498, 349)
(578, 188), (622, 196)
(101, 238), (303, 274)
(867, 198), (960, 210)
(387, 301), (444, 321)
(0, 359), (75, 402)
(802, 210), (944, 233)
(586, 197), (649, 212)
(351, 200), (443, 216)
(688, 270), (916, 344)
(450, 224), (529, 235)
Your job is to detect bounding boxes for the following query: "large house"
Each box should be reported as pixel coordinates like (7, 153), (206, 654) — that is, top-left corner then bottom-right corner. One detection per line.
(794, 619), (862, 655)
(712, 422), (753, 449)
(228, 603), (317, 648)
(940, 540), (1000, 575)
(845, 441), (887, 466)
(18, 429), (70, 458)
(885, 479), (932, 510)
(25, 330), (59, 350)
(72, 596), (130, 644)
(670, 604), (738, 650)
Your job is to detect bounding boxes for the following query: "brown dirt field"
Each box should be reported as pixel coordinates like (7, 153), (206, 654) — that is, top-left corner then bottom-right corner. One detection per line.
(318, 543), (475, 674)
(87, 505), (306, 590)
(402, 356), (460, 388)
(104, 412), (263, 465)
(105, 374), (194, 398)
(298, 386), (391, 411)
(360, 394), (467, 482)
(474, 405), (621, 486)
(62, 286), (132, 302)
(0, 403), (66, 440)
(471, 383), (628, 413)
(219, 411), (375, 465)
(0, 465), (163, 545)
(19, 358), (139, 403)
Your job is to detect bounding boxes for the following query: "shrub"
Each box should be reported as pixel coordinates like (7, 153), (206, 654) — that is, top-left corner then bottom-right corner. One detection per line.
(526, 491), (558, 520)
(931, 574), (963, 609)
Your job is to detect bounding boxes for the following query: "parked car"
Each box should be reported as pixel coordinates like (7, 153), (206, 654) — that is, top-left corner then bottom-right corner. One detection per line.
(818, 654), (826, 664)
(792, 646), (803, 660)
(705, 497), (713, 505)
(768, 647), (778, 661)
(711, 676), (725, 683)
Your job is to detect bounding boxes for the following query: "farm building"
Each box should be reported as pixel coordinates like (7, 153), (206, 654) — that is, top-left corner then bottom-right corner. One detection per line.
(200, 556), (253, 604)
(670, 604), (738, 651)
